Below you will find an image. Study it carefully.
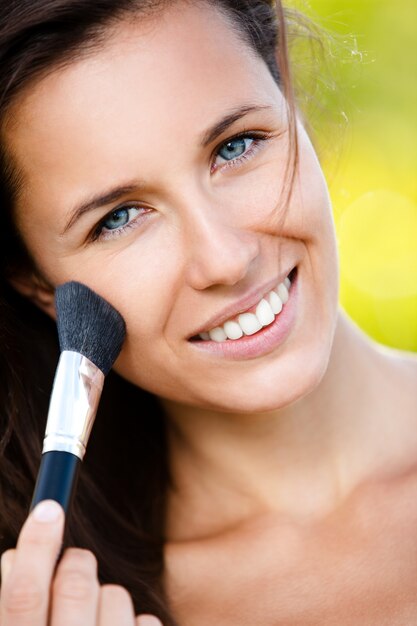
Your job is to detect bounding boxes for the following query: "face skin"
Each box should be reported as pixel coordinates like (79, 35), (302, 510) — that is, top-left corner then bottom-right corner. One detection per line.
(5, 1), (339, 414)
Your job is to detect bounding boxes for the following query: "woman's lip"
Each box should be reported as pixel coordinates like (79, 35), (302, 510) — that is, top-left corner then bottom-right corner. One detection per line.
(188, 267), (298, 360)
(187, 266), (297, 339)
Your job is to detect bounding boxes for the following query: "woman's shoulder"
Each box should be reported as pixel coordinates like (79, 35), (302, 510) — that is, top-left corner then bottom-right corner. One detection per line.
(370, 343), (417, 472)
(372, 342), (417, 413)
(375, 342), (417, 374)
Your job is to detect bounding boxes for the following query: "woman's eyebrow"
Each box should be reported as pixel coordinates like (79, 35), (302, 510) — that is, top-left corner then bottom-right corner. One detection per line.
(61, 103), (272, 236)
(199, 103), (272, 147)
(61, 184), (141, 236)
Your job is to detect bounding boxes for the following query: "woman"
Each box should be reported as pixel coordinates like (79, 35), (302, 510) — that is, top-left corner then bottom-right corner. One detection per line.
(0, 0), (416, 624)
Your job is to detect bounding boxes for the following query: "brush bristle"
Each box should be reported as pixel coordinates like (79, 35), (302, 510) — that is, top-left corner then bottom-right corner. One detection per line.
(55, 282), (126, 375)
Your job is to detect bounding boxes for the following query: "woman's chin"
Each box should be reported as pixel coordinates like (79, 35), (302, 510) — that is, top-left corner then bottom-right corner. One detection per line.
(178, 349), (331, 415)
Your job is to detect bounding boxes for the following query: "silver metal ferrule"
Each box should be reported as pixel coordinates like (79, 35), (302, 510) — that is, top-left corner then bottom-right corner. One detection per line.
(42, 351), (105, 460)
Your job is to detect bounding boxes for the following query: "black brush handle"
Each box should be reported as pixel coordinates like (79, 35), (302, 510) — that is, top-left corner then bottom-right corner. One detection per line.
(30, 451), (81, 514)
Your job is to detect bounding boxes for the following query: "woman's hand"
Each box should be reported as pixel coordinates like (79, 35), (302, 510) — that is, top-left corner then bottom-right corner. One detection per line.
(0, 500), (162, 626)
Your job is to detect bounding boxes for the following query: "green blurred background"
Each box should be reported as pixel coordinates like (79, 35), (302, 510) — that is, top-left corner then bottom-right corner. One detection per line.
(289, 0), (417, 352)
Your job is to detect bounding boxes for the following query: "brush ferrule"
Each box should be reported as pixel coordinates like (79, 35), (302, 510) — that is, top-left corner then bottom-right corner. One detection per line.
(42, 351), (104, 460)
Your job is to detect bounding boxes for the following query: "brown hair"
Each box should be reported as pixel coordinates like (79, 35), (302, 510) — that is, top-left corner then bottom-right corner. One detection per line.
(0, 1), (297, 622)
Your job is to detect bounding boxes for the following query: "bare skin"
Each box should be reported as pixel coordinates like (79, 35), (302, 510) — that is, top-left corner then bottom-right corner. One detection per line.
(164, 467), (417, 625)
(1, 1), (416, 624)
(163, 316), (417, 624)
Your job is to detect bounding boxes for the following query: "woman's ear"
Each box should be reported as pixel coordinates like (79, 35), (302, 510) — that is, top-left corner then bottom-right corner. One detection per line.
(9, 271), (56, 320)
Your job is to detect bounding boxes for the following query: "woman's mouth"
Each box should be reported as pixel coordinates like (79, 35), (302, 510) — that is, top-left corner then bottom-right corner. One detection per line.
(188, 266), (299, 360)
(190, 267), (297, 343)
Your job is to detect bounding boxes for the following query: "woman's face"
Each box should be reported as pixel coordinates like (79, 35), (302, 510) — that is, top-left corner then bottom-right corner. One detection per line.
(6, 1), (339, 413)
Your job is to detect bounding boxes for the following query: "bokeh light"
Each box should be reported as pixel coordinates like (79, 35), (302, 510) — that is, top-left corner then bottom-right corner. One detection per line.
(290, 0), (417, 351)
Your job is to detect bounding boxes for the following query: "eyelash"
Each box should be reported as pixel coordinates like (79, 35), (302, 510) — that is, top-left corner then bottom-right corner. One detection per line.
(91, 131), (273, 242)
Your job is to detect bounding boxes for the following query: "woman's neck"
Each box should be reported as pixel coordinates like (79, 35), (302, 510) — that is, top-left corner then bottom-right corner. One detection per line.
(161, 308), (417, 542)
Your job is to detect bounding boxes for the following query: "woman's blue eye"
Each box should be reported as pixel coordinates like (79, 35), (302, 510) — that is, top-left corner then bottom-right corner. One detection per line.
(91, 205), (143, 242)
(217, 137), (252, 162)
(102, 207), (140, 232)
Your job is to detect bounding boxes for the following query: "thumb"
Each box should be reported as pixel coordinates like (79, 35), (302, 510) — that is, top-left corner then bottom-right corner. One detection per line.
(13, 499), (65, 579)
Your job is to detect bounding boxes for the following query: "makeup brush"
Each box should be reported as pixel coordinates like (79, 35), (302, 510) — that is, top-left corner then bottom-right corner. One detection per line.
(30, 281), (126, 514)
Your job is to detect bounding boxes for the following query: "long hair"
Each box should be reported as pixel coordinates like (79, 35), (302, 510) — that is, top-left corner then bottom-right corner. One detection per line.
(0, 1), (296, 622)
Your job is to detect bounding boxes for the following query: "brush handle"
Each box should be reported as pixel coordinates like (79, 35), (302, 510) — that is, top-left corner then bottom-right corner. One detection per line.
(30, 451), (81, 514)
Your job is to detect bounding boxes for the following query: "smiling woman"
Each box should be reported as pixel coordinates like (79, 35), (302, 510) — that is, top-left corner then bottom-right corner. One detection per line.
(0, 1), (417, 626)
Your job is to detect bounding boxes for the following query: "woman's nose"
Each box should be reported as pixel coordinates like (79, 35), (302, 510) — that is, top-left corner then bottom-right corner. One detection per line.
(183, 211), (260, 290)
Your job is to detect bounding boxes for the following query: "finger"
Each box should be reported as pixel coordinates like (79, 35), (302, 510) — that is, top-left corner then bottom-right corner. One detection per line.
(136, 615), (163, 626)
(98, 585), (135, 626)
(0, 550), (16, 586)
(0, 500), (64, 626)
(50, 548), (100, 626)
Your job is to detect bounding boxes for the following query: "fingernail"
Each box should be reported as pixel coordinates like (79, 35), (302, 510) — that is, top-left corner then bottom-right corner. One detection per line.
(32, 500), (63, 523)
(137, 616), (163, 626)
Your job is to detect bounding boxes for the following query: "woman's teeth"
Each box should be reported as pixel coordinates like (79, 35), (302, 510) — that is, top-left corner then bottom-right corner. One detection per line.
(199, 275), (292, 342)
